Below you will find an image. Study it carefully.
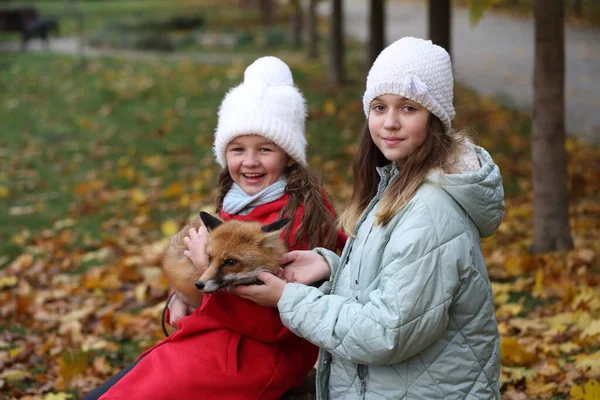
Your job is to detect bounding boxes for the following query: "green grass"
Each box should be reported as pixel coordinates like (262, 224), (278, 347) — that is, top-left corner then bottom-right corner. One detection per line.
(0, 52), (367, 261)
(0, 54), (225, 258)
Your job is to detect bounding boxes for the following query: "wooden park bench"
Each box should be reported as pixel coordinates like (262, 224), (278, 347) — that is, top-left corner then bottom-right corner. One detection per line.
(0, 7), (59, 50)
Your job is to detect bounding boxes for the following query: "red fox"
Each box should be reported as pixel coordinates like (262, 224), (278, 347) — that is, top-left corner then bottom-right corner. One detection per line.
(162, 211), (291, 308)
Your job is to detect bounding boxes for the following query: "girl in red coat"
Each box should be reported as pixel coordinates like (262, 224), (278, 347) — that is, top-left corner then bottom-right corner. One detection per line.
(84, 56), (346, 400)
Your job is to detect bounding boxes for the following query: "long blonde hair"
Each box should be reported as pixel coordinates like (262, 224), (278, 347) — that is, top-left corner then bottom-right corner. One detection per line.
(339, 115), (466, 234)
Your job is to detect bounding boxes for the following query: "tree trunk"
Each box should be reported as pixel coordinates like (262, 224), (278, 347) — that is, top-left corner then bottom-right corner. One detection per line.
(291, 0), (303, 48)
(259, 0), (274, 27)
(531, 0), (573, 253)
(428, 0), (451, 56)
(329, 0), (345, 85)
(368, 0), (386, 66)
(307, 0), (319, 59)
(573, 0), (583, 18)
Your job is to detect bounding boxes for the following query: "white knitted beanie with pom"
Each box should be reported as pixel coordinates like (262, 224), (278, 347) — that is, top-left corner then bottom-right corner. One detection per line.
(213, 56), (307, 167)
(363, 37), (456, 132)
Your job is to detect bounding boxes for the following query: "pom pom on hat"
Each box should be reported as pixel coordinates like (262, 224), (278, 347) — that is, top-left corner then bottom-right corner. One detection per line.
(363, 37), (456, 132)
(214, 57), (307, 167)
(244, 56), (294, 87)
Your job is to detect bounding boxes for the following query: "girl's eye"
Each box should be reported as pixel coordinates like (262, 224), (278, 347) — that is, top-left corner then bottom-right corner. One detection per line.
(372, 104), (385, 112)
(259, 147), (273, 152)
(402, 105), (416, 112)
(229, 147), (244, 152)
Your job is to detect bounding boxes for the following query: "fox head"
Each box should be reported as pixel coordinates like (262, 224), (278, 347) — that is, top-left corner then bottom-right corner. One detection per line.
(194, 212), (291, 294)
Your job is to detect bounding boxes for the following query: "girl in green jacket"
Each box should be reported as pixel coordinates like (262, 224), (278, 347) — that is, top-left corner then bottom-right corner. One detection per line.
(236, 37), (505, 399)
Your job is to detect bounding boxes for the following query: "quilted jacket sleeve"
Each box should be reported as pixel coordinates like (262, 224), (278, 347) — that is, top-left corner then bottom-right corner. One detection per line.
(309, 247), (341, 295)
(278, 197), (472, 366)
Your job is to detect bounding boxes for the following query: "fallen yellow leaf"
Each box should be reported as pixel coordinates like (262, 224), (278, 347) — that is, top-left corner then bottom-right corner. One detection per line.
(135, 283), (148, 302)
(163, 182), (184, 198)
(0, 275), (17, 289)
(504, 254), (534, 276)
(500, 337), (537, 366)
(559, 342), (581, 354)
(0, 368), (31, 381)
(323, 99), (336, 116)
(130, 188), (148, 205)
(161, 219), (179, 237)
(582, 320), (600, 339)
(575, 351), (600, 370)
(43, 393), (73, 400)
(571, 378), (600, 400)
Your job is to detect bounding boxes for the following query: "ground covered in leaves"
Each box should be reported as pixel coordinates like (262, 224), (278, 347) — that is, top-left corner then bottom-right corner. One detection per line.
(1, 27), (599, 400)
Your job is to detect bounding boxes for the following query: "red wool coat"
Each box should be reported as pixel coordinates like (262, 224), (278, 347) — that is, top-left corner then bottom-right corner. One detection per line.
(100, 195), (346, 400)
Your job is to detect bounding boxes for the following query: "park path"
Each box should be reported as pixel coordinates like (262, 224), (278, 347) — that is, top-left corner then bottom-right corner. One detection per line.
(0, 37), (244, 64)
(319, 0), (600, 145)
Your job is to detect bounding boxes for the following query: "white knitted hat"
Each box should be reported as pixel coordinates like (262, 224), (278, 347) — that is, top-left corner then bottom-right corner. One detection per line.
(363, 37), (455, 132)
(213, 56), (307, 167)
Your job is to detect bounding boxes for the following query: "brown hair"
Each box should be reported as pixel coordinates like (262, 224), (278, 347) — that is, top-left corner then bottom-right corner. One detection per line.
(339, 115), (466, 234)
(216, 164), (338, 251)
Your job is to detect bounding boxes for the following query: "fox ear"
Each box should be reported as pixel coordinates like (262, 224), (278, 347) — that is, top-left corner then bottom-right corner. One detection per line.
(261, 218), (291, 233)
(260, 231), (283, 249)
(199, 211), (223, 232)
(260, 218), (290, 249)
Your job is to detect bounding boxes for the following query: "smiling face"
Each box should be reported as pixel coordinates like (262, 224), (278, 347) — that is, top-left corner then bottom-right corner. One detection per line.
(225, 135), (290, 195)
(368, 95), (430, 164)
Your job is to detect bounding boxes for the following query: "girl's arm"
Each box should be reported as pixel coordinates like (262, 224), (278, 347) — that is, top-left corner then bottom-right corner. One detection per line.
(313, 247), (341, 278)
(278, 219), (470, 366)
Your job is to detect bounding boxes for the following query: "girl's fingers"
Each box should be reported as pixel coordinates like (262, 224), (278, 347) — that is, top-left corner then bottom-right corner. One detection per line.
(183, 236), (191, 246)
(282, 269), (296, 282)
(258, 271), (280, 284)
(188, 227), (198, 238)
(198, 226), (208, 238)
(275, 267), (285, 279)
(280, 251), (299, 266)
(183, 250), (191, 259)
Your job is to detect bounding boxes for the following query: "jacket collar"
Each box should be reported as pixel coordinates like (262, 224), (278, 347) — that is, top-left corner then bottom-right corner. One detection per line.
(375, 163), (399, 195)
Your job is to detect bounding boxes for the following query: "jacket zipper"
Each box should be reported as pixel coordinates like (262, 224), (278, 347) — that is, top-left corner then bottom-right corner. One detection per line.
(358, 364), (368, 399)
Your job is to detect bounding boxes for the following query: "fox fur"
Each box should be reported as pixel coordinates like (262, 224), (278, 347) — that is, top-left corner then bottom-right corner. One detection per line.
(162, 212), (290, 308)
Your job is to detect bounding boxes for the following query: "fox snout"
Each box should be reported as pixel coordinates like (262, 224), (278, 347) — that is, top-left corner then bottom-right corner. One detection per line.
(194, 266), (271, 294)
(194, 279), (221, 295)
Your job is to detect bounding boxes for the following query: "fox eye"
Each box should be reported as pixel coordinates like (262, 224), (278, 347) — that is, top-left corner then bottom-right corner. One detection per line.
(223, 259), (238, 266)
(207, 256), (212, 263)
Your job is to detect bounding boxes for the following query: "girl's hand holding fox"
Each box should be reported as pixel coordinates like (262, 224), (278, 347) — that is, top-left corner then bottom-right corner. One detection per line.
(183, 225), (209, 273)
(167, 294), (196, 328)
(233, 272), (286, 307)
(280, 251), (330, 285)
(234, 251), (330, 307)
(168, 225), (209, 328)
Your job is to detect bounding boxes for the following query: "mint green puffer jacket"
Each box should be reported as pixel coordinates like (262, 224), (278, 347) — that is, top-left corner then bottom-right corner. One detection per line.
(278, 145), (504, 399)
